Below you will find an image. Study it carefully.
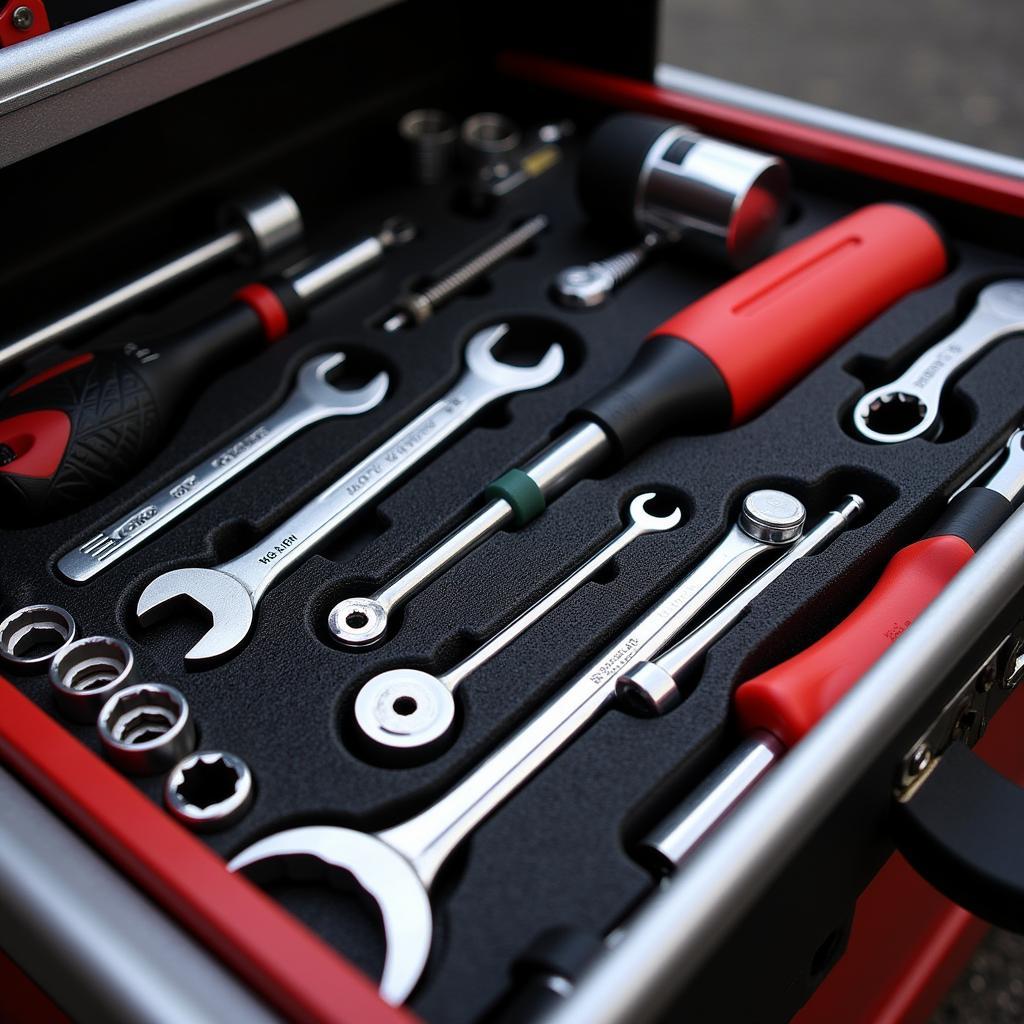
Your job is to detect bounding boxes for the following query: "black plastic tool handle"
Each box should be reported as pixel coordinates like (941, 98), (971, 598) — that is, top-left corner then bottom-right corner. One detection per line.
(0, 287), (293, 523)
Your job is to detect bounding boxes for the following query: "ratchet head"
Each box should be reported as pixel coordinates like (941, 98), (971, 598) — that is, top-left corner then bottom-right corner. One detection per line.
(354, 668), (455, 753)
(297, 353), (389, 413)
(136, 567), (255, 665)
(228, 825), (432, 1005)
(464, 322), (565, 394)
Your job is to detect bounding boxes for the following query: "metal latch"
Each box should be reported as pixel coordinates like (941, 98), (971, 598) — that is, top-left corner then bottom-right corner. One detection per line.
(896, 621), (1024, 801)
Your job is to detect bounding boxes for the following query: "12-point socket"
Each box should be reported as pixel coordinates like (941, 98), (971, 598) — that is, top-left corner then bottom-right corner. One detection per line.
(97, 683), (195, 774)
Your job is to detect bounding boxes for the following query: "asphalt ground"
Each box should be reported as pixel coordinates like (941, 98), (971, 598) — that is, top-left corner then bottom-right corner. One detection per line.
(660, 3), (1024, 1020)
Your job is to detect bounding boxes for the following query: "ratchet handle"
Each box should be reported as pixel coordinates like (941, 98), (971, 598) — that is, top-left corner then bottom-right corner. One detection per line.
(734, 529), (985, 749)
(575, 204), (947, 458)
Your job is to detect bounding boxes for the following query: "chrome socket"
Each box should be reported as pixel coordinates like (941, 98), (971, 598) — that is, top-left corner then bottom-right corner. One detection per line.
(398, 108), (458, 185)
(0, 604), (76, 670)
(97, 683), (195, 775)
(49, 635), (135, 722)
(165, 750), (254, 832)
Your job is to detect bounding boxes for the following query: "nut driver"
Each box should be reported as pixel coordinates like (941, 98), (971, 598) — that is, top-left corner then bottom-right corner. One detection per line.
(329, 204), (948, 648)
(135, 324), (564, 665)
(350, 491), (683, 755)
(0, 187), (304, 377)
(853, 279), (1024, 443)
(57, 353), (389, 582)
(0, 217), (415, 522)
(227, 489), (863, 1005)
(640, 426), (1024, 878)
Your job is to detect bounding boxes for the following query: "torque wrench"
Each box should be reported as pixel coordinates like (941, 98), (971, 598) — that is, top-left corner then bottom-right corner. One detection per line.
(228, 490), (853, 1005)
(552, 233), (666, 309)
(616, 494), (865, 714)
(380, 214), (547, 332)
(474, 496), (867, 1022)
(0, 187), (303, 376)
(578, 114), (790, 269)
(0, 217), (415, 522)
(349, 492), (683, 754)
(330, 204), (948, 648)
(639, 428), (1024, 876)
(56, 353), (389, 582)
(135, 324), (564, 665)
(853, 280), (1024, 443)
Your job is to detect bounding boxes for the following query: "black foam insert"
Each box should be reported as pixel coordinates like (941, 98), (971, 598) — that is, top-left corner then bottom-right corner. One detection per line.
(2, 80), (1024, 1024)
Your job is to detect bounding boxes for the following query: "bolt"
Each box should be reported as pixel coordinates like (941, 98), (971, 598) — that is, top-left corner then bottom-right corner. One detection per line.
(11, 6), (34, 30)
(907, 743), (932, 779)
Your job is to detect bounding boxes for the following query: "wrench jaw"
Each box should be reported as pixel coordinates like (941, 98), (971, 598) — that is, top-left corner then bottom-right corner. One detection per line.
(852, 387), (939, 445)
(135, 568), (256, 666)
(627, 492), (685, 533)
(464, 323), (566, 395)
(298, 353), (390, 415)
(227, 825), (434, 1006)
(353, 668), (457, 760)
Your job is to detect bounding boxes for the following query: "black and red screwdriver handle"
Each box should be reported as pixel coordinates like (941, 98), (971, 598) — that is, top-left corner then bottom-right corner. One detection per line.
(732, 467), (1024, 930)
(0, 278), (301, 523)
(573, 203), (949, 458)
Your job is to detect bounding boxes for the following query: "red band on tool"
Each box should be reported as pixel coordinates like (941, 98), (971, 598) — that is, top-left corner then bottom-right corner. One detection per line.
(735, 534), (975, 748)
(234, 283), (290, 343)
(0, 409), (71, 477)
(9, 353), (94, 396)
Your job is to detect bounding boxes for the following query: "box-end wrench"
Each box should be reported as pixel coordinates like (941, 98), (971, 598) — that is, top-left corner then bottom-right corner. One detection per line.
(227, 489), (828, 1005)
(135, 324), (564, 665)
(853, 280), (1024, 444)
(328, 204), (948, 648)
(351, 492), (684, 756)
(56, 353), (389, 583)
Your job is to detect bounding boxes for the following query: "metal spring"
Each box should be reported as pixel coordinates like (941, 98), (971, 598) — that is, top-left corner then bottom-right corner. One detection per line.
(415, 214), (549, 313)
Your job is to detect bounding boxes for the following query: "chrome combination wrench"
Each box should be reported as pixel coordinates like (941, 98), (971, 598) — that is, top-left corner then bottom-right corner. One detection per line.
(227, 489), (865, 1006)
(349, 492), (683, 754)
(853, 280), (1024, 444)
(135, 324), (564, 664)
(57, 353), (389, 582)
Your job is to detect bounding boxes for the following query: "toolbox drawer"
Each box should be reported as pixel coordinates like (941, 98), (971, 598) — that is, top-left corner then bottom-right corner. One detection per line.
(1, 3), (1023, 1023)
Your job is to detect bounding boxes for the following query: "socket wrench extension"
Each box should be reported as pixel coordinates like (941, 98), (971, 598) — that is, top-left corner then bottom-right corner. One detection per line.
(349, 492), (683, 753)
(853, 280), (1024, 443)
(136, 325), (564, 665)
(228, 490), (823, 1005)
(0, 187), (303, 376)
(57, 353), (389, 582)
(331, 205), (947, 648)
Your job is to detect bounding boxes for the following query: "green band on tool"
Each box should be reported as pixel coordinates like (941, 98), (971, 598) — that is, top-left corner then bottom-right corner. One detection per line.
(484, 469), (546, 527)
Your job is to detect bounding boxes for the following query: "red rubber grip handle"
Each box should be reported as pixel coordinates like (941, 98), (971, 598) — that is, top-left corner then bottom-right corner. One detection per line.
(734, 534), (974, 748)
(649, 204), (948, 424)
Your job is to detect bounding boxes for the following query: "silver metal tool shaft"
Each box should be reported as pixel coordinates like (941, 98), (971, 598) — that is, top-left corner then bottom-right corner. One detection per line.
(381, 214), (548, 331)
(0, 188), (303, 374)
(328, 420), (611, 646)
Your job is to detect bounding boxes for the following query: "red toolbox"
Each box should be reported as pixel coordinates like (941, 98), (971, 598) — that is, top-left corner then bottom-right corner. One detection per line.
(1, 3), (1023, 1023)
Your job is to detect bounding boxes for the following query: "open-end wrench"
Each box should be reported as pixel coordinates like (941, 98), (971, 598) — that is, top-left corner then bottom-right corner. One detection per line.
(57, 353), (389, 582)
(135, 325), (564, 665)
(350, 492), (683, 754)
(853, 280), (1024, 444)
(227, 490), (827, 1005)
(329, 204), (948, 647)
